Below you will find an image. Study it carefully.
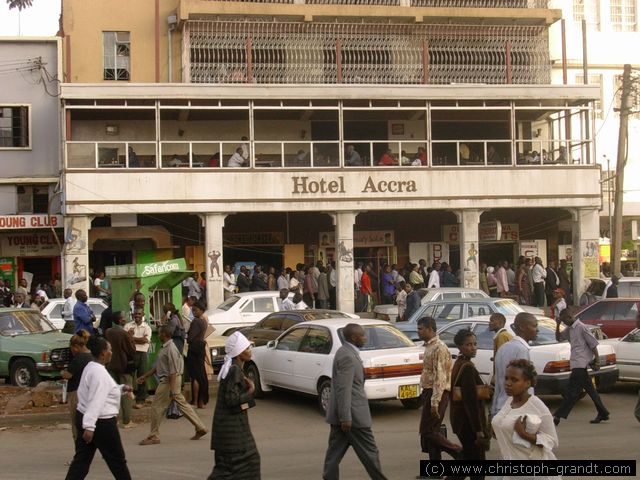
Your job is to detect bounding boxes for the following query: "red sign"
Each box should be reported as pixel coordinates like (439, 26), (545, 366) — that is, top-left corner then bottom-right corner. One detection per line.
(0, 214), (63, 230)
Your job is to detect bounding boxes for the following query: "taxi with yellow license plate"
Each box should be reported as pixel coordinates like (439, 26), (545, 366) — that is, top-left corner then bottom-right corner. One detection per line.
(245, 318), (424, 414)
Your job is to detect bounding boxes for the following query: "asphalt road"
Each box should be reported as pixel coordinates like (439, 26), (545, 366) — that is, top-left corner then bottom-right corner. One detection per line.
(1, 383), (639, 480)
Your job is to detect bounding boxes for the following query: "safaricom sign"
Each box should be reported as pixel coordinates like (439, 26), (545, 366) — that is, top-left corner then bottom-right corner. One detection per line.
(138, 259), (185, 278)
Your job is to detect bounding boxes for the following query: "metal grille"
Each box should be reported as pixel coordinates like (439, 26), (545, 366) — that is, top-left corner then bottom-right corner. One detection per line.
(187, 21), (550, 85)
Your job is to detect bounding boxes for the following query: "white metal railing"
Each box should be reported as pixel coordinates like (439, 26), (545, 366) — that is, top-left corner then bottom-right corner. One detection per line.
(65, 139), (591, 169)
(197, 0), (547, 5)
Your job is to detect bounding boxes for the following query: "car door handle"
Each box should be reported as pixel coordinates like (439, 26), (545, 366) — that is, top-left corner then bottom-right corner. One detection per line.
(451, 354), (457, 359)
(316, 361), (322, 366)
(287, 359), (293, 362)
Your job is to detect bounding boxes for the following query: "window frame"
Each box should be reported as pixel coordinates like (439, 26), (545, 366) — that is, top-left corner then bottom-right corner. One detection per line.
(0, 104), (31, 150)
(573, 0), (601, 31)
(103, 31), (131, 81)
(610, 0), (637, 32)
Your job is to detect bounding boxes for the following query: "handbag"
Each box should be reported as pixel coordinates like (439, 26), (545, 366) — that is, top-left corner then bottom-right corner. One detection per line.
(451, 362), (492, 402)
(166, 399), (183, 419)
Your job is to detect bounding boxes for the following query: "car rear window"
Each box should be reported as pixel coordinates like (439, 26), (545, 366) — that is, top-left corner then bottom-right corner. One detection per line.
(0, 310), (55, 335)
(507, 323), (558, 346)
(493, 299), (524, 315)
(217, 296), (241, 311)
(338, 324), (414, 351)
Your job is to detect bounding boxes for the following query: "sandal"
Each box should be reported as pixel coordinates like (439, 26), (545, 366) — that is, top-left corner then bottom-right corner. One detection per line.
(139, 436), (160, 445)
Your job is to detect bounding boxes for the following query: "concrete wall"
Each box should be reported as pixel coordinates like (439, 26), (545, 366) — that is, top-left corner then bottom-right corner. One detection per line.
(0, 38), (61, 180)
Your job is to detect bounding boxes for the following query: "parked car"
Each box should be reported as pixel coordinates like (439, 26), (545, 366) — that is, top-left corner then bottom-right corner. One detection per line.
(373, 287), (489, 321)
(574, 299), (640, 338)
(205, 291), (295, 336)
(600, 327), (640, 383)
(0, 308), (72, 387)
(436, 315), (618, 396)
(40, 297), (109, 331)
(586, 277), (640, 302)
(239, 310), (358, 347)
(395, 297), (543, 341)
(245, 318), (424, 414)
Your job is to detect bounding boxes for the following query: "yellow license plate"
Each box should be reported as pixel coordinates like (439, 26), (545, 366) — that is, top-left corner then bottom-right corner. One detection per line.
(398, 384), (419, 399)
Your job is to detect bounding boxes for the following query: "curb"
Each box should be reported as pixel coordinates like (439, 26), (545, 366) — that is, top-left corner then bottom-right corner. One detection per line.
(0, 407), (153, 428)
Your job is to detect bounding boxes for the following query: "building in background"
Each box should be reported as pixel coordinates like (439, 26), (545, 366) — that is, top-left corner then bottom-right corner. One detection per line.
(0, 37), (62, 292)
(550, 0), (640, 272)
(59, 0), (601, 312)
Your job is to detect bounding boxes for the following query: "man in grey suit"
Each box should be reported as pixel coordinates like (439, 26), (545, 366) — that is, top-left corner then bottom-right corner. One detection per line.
(323, 323), (388, 480)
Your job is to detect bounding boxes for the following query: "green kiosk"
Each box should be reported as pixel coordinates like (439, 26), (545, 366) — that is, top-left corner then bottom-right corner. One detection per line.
(106, 258), (194, 385)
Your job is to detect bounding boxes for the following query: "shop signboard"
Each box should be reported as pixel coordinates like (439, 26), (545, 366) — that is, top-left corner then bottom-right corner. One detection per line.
(500, 223), (519, 241)
(319, 231), (394, 248)
(442, 225), (459, 244)
(479, 221), (502, 242)
(0, 257), (15, 282)
(443, 223), (518, 244)
(0, 214), (63, 230)
(136, 258), (187, 278)
(519, 240), (547, 265)
(0, 232), (62, 257)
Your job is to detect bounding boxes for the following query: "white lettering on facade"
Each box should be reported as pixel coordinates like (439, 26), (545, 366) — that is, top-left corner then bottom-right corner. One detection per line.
(141, 262), (180, 277)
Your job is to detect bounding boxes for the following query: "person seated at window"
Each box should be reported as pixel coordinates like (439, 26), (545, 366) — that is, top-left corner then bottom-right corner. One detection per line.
(228, 147), (247, 167)
(294, 149), (309, 167)
(377, 149), (398, 166)
(541, 149), (549, 163)
(168, 153), (183, 167)
(128, 146), (139, 168)
(531, 151), (541, 164)
(555, 146), (567, 164)
(416, 146), (427, 165)
(345, 144), (362, 167)
(208, 152), (220, 168)
(400, 150), (411, 166)
(487, 145), (500, 164)
(459, 143), (471, 164)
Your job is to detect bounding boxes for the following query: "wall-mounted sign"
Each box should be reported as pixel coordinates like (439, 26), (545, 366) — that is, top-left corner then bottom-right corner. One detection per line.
(479, 221), (502, 242)
(0, 232), (62, 257)
(500, 223), (519, 241)
(136, 258), (187, 278)
(0, 257), (15, 282)
(0, 214), (63, 230)
(443, 222), (518, 244)
(319, 231), (395, 248)
(226, 232), (284, 246)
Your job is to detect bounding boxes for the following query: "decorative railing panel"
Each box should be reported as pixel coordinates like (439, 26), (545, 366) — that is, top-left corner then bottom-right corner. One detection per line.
(186, 21), (550, 85)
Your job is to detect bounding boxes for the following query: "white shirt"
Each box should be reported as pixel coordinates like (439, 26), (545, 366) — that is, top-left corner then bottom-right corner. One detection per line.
(124, 321), (152, 353)
(281, 298), (296, 311)
(223, 272), (236, 293)
(289, 276), (300, 291)
(491, 336), (532, 415)
(329, 269), (337, 288)
(62, 296), (77, 321)
(294, 300), (308, 310)
(77, 361), (124, 431)
(181, 302), (194, 321)
(532, 263), (547, 283)
(427, 269), (440, 288)
(277, 275), (289, 291)
(184, 277), (202, 299)
(240, 142), (249, 160)
(354, 268), (363, 289)
(228, 152), (245, 167)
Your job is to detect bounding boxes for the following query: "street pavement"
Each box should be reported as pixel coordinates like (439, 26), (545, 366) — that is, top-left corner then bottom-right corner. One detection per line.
(1, 383), (638, 479)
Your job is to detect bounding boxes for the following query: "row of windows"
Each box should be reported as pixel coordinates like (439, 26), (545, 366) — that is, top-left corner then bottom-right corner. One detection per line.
(573, 0), (638, 32)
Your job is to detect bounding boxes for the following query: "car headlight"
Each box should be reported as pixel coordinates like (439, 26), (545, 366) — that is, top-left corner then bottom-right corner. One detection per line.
(50, 350), (61, 362)
(210, 348), (218, 357)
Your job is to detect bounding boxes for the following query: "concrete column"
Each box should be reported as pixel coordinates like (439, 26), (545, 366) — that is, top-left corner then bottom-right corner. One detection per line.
(333, 211), (358, 314)
(456, 209), (482, 289)
(62, 215), (91, 294)
(204, 213), (227, 310)
(572, 208), (600, 302)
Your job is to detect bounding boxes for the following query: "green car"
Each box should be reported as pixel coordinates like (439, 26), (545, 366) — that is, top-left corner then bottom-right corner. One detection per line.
(0, 308), (72, 387)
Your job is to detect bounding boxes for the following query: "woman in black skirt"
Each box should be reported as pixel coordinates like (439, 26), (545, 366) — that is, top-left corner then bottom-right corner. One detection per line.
(186, 301), (209, 408)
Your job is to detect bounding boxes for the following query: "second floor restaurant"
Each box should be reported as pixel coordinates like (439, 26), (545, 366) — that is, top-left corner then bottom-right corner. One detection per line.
(64, 85), (598, 172)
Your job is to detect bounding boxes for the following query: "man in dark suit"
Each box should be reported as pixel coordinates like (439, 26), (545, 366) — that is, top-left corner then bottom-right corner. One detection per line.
(545, 259), (560, 307)
(323, 323), (388, 480)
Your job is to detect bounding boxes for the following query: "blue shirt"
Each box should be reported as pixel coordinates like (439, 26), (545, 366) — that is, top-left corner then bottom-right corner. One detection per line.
(73, 301), (95, 335)
(491, 336), (531, 416)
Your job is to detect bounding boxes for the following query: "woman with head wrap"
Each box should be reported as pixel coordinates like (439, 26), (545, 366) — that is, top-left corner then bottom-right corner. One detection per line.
(208, 332), (261, 479)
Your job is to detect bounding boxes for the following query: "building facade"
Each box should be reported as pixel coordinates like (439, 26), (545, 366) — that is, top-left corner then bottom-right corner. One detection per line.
(59, 0), (601, 312)
(0, 37), (63, 293)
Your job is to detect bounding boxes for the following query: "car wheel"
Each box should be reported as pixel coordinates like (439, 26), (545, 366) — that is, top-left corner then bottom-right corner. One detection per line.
(317, 378), (332, 415)
(244, 363), (263, 398)
(400, 397), (422, 409)
(11, 358), (40, 387)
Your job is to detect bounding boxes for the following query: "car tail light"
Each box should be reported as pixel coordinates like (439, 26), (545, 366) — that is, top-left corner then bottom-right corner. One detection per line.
(604, 353), (616, 366)
(543, 360), (571, 374)
(364, 364), (423, 380)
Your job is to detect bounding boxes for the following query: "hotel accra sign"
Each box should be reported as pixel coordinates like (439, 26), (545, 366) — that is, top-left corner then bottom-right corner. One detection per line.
(291, 176), (418, 195)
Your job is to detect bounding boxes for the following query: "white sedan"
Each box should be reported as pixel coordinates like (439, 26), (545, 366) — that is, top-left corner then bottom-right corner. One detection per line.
(41, 297), (108, 331)
(205, 291), (357, 337)
(245, 318), (424, 414)
(601, 328), (640, 382)
(437, 315), (619, 396)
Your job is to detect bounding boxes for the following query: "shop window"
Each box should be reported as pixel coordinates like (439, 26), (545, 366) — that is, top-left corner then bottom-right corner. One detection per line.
(103, 31), (130, 81)
(0, 105), (29, 149)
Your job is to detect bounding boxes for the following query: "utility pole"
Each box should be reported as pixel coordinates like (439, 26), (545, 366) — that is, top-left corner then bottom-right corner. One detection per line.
(612, 64), (632, 276)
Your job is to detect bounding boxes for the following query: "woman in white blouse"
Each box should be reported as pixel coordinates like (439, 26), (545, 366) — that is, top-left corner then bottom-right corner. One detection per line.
(491, 359), (560, 480)
(65, 336), (133, 480)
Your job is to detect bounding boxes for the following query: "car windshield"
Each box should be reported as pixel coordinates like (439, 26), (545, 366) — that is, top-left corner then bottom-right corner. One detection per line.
(217, 295), (241, 311)
(0, 310), (56, 335)
(493, 299), (525, 315)
(338, 324), (415, 351)
(301, 312), (348, 321)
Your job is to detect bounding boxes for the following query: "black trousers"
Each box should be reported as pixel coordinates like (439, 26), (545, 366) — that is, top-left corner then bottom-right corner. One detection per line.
(419, 389), (461, 461)
(554, 368), (609, 420)
(65, 412), (132, 480)
(533, 282), (545, 307)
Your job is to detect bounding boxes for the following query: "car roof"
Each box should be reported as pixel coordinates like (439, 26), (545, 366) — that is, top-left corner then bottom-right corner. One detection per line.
(440, 314), (556, 330)
(46, 297), (105, 303)
(295, 318), (392, 328)
(264, 309), (348, 318)
(426, 297), (514, 304)
(231, 291), (282, 298)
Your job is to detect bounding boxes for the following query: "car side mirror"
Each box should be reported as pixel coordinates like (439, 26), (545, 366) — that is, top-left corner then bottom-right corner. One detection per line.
(266, 340), (277, 349)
